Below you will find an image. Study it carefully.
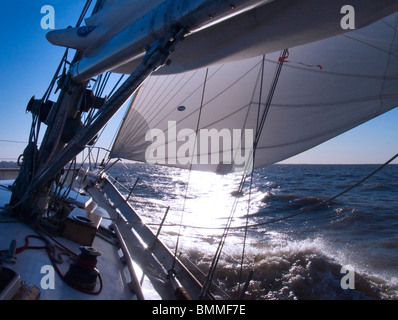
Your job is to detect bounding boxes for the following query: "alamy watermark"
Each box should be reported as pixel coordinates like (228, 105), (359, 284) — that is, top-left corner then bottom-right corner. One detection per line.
(41, 5), (55, 30)
(145, 121), (254, 173)
(340, 5), (356, 30)
(40, 265), (55, 290)
(340, 265), (355, 290)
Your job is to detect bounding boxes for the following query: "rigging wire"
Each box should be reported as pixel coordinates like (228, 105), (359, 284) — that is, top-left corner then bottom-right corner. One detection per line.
(82, 72), (128, 162)
(0, 140), (29, 144)
(108, 74), (125, 98)
(238, 54), (266, 297)
(199, 50), (288, 299)
(171, 68), (209, 273)
(41, 49), (70, 103)
(75, 0), (93, 28)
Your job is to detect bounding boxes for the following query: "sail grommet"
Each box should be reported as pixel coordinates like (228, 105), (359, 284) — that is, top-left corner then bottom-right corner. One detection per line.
(177, 106), (186, 111)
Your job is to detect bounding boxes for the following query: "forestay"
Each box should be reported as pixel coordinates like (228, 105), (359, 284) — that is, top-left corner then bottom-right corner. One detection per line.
(110, 13), (398, 174)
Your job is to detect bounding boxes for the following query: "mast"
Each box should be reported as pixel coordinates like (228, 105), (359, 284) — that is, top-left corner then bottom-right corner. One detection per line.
(9, 0), (93, 217)
(9, 0), (269, 219)
(10, 27), (186, 219)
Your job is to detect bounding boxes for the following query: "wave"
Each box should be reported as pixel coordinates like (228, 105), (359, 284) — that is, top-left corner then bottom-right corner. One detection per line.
(361, 183), (398, 192)
(108, 163), (398, 300)
(379, 237), (398, 249)
(261, 192), (297, 202)
(290, 196), (330, 208)
(178, 237), (398, 300)
(261, 192), (340, 211)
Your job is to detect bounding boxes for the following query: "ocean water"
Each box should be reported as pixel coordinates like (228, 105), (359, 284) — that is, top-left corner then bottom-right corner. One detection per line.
(108, 163), (398, 300)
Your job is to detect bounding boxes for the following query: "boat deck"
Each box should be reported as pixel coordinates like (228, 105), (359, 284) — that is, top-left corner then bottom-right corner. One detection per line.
(0, 179), (164, 300)
(0, 220), (137, 300)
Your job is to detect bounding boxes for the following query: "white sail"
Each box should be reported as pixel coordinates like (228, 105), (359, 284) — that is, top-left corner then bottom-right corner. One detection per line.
(48, 1), (398, 83)
(110, 13), (398, 174)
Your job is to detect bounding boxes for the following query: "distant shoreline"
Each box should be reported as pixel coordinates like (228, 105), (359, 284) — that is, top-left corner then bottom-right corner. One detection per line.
(1, 161), (397, 169)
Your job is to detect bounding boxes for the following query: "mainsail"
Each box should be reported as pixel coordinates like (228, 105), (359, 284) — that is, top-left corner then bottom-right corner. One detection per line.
(110, 13), (398, 174)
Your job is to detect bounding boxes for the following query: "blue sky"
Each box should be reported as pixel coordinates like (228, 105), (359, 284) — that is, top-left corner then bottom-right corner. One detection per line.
(0, 1), (397, 164)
